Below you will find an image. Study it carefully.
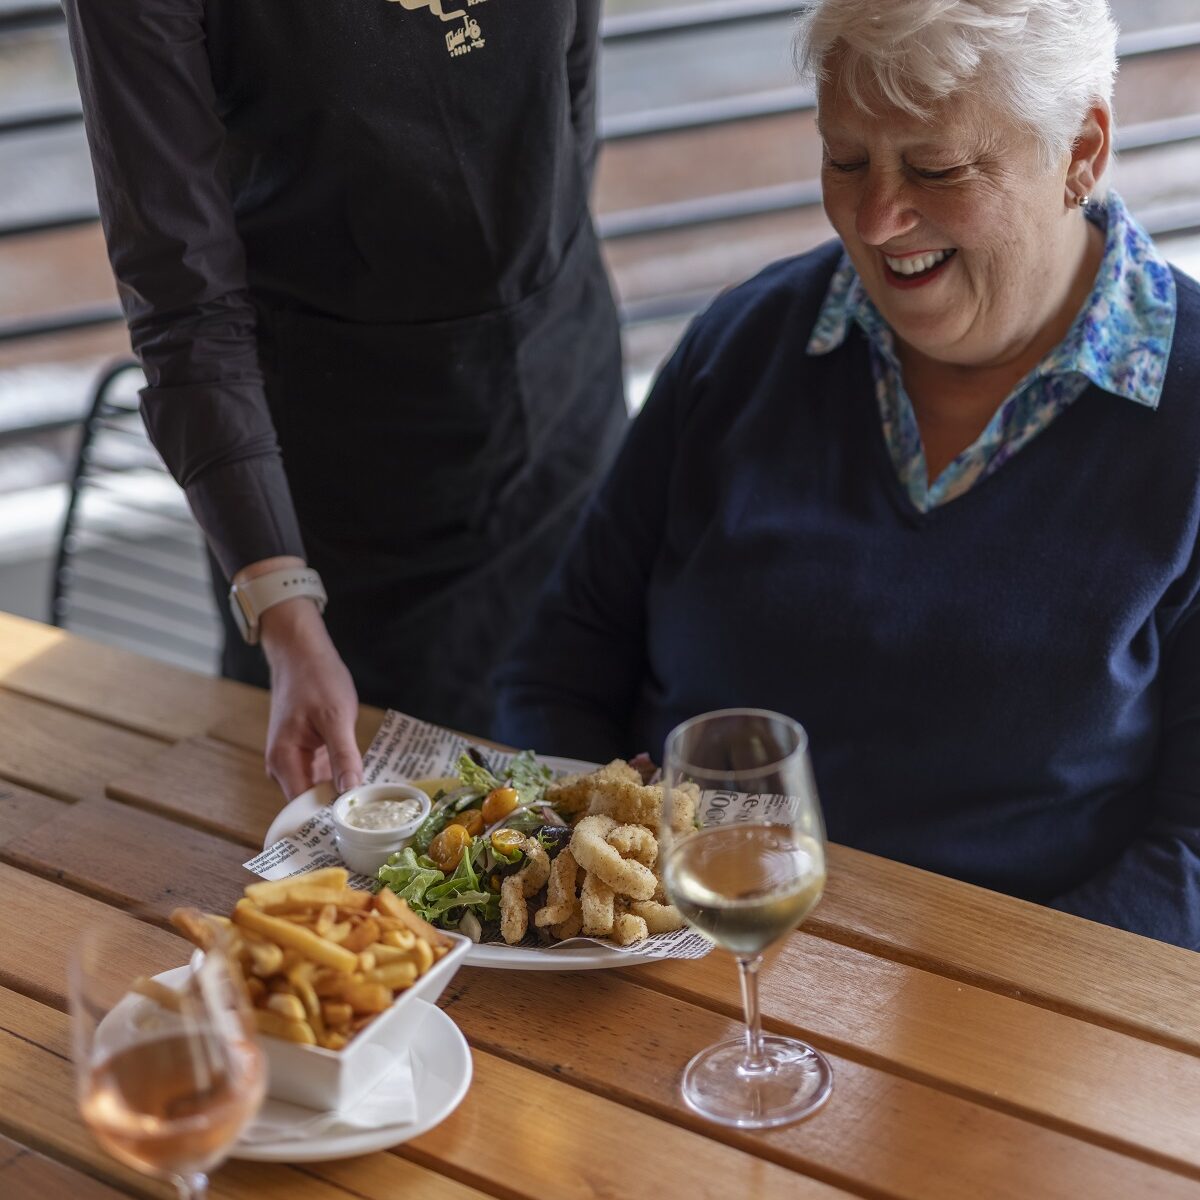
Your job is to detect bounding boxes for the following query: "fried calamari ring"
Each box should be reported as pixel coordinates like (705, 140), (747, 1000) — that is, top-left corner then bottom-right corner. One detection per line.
(611, 910), (649, 946)
(551, 900), (583, 940)
(571, 815), (657, 901)
(512, 835), (551, 897)
(606, 823), (657, 868)
(584, 778), (698, 833)
(628, 899), (684, 934)
(580, 870), (616, 936)
(500, 875), (528, 945)
(668, 783), (699, 833)
(534, 848), (579, 927)
(585, 779), (662, 826)
(546, 759), (641, 815)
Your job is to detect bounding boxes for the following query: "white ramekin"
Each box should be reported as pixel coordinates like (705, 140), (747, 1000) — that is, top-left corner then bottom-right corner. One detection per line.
(332, 782), (430, 876)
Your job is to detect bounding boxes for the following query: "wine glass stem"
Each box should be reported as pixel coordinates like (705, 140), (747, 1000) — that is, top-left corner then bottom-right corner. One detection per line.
(174, 1172), (208, 1200)
(736, 954), (769, 1073)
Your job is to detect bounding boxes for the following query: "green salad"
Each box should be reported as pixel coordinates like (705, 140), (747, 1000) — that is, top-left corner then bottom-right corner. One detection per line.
(375, 748), (571, 942)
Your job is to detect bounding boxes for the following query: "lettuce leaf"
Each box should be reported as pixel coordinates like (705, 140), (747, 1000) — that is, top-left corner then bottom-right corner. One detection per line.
(422, 842), (500, 922)
(506, 749), (552, 808)
(376, 843), (499, 926)
(456, 747), (551, 810)
(411, 802), (453, 855)
(456, 753), (502, 796)
(375, 848), (443, 919)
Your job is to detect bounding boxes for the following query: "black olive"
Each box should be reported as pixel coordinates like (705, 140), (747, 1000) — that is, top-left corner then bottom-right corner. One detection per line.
(536, 825), (573, 856)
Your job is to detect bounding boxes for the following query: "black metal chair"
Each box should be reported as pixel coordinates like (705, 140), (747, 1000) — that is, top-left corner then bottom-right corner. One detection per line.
(50, 359), (221, 673)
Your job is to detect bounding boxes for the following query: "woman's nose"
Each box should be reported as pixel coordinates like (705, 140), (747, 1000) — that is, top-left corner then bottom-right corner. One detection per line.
(855, 171), (920, 246)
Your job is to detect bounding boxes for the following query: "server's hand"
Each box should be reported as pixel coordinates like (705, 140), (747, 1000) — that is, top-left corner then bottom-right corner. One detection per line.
(260, 599), (364, 801)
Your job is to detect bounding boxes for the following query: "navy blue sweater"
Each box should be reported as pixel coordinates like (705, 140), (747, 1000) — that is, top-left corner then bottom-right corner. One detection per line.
(495, 242), (1200, 949)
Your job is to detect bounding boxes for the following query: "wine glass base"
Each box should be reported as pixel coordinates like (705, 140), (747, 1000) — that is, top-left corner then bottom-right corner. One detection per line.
(680, 1036), (833, 1129)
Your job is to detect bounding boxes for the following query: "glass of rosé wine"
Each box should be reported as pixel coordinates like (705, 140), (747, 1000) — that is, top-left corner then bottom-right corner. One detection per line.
(69, 911), (265, 1199)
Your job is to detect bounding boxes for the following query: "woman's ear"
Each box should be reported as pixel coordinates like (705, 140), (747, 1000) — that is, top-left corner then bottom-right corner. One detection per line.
(1066, 102), (1111, 204)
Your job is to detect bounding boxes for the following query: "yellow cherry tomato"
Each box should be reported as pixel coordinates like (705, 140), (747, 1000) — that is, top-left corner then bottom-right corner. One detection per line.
(482, 786), (520, 826)
(428, 823), (472, 873)
(448, 807), (484, 837)
(490, 828), (525, 857)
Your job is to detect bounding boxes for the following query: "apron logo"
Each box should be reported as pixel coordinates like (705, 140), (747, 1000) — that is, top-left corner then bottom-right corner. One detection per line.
(386, 0), (487, 58)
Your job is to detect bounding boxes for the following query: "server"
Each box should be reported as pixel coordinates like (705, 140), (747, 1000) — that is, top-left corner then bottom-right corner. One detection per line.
(63, 0), (628, 796)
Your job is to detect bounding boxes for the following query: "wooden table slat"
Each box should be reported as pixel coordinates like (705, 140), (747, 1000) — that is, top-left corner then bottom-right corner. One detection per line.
(0, 863), (190, 1010)
(0, 1134), (24, 1170)
(207, 701), (386, 761)
(399, 1047), (850, 1200)
(0, 610), (263, 744)
(301, 1153), (496, 1200)
(0, 1133), (142, 1200)
(441, 968), (1200, 1200)
(626, 939), (1200, 1176)
(816, 842), (1200, 1051)
(0, 781), (71, 850)
(4, 796), (254, 918)
(106, 737), (281, 848)
(0, 689), (164, 803)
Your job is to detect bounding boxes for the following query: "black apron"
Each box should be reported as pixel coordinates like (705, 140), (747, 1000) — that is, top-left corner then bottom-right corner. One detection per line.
(206, 0), (627, 731)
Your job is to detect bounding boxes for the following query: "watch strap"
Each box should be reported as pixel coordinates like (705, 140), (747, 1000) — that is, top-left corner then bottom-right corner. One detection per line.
(229, 567), (327, 645)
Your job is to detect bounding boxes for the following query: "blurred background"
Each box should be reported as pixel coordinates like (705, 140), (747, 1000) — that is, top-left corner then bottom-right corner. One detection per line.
(2, 0), (1199, 672)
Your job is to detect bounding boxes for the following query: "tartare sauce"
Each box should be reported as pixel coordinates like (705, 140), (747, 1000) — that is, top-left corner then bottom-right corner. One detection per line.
(342, 796), (423, 832)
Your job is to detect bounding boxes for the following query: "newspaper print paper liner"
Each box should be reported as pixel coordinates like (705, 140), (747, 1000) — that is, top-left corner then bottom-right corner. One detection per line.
(247, 710), (718, 969)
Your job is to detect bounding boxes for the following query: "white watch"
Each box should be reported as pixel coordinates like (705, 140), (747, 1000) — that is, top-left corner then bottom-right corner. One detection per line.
(228, 566), (327, 645)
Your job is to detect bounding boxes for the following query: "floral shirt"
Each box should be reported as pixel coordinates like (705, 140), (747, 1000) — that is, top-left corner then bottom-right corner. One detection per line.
(806, 191), (1177, 511)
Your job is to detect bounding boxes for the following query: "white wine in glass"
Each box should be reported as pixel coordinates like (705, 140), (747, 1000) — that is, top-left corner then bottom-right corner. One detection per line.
(661, 708), (832, 1128)
(71, 914), (266, 1199)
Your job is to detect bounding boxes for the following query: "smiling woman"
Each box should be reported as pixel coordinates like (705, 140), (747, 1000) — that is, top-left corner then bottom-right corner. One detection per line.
(494, 0), (1200, 951)
(805, 0), (1119, 480)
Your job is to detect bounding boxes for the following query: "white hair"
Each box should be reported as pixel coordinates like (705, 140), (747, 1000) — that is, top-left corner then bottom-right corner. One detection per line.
(795, 0), (1118, 172)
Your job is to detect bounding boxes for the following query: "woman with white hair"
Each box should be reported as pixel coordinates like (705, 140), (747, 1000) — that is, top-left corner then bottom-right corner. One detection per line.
(495, 0), (1200, 948)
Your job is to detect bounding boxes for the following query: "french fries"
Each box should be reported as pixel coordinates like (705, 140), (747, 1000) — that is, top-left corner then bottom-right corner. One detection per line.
(170, 871), (443, 1051)
(374, 885), (454, 953)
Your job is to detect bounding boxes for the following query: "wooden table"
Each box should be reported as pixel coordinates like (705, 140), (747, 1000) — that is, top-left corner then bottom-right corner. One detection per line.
(2, 609), (1200, 1199)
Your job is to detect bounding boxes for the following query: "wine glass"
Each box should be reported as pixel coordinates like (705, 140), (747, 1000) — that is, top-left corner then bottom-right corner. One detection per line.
(69, 912), (266, 1199)
(660, 707), (833, 1128)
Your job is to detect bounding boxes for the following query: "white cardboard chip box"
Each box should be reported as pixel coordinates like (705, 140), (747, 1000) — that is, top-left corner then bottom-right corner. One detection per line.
(262, 929), (471, 1111)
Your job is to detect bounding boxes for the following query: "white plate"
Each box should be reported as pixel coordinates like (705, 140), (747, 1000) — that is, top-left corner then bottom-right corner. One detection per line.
(263, 779), (339, 848)
(460, 940), (658, 970)
(261, 758), (660, 971)
(234, 998), (472, 1162)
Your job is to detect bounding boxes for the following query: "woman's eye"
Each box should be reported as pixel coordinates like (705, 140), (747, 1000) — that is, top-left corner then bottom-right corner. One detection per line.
(826, 159), (865, 174)
(912, 166), (957, 180)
